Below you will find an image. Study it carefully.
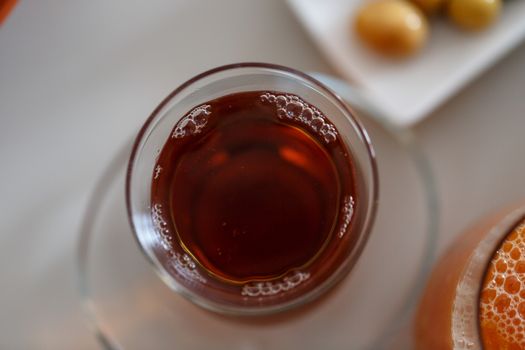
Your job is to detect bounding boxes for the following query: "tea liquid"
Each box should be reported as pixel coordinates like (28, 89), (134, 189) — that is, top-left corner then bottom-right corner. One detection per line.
(151, 91), (357, 283)
(480, 218), (525, 349)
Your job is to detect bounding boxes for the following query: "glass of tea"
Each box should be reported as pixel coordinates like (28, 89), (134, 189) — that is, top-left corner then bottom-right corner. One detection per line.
(126, 63), (378, 316)
(415, 202), (525, 349)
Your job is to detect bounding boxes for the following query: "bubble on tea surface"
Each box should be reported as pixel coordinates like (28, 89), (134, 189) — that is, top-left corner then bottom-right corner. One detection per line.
(151, 203), (206, 283)
(241, 271), (310, 297)
(338, 195), (355, 238)
(479, 219), (525, 349)
(153, 164), (162, 180)
(151, 203), (172, 251)
(171, 104), (211, 139)
(260, 92), (338, 144)
(167, 252), (207, 284)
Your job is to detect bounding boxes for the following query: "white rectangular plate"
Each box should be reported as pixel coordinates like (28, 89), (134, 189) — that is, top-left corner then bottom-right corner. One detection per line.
(287, 0), (525, 126)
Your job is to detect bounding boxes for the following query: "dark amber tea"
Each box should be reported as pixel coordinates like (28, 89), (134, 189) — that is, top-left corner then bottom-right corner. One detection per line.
(127, 64), (377, 314)
(151, 91), (357, 285)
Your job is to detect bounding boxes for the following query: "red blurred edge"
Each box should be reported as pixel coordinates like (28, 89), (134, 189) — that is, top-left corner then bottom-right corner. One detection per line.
(0, 0), (17, 25)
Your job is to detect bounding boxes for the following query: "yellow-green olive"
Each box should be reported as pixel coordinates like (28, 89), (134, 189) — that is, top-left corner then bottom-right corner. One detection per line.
(355, 0), (429, 58)
(447, 0), (502, 31)
(411, 0), (446, 15)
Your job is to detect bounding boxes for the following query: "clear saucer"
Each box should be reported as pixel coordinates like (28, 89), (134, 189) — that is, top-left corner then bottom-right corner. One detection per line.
(77, 75), (439, 350)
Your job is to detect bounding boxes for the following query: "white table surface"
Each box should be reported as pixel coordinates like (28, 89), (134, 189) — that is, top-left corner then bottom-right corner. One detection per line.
(1, 1), (524, 349)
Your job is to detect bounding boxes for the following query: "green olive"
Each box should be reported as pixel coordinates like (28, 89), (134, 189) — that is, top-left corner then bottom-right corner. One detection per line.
(355, 0), (429, 58)
(447, 0), (502, 31)
(411, 0), (446, 15)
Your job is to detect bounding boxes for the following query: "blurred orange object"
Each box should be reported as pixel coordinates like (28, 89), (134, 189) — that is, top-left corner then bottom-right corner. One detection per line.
(0, 0), (17, 25)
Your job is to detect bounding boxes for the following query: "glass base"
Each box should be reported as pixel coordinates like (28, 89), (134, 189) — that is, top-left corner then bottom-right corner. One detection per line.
(77, 74), (439, 350)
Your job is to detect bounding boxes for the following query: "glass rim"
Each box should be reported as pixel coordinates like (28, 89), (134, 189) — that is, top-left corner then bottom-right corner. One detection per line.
(125, 62), (379, 315)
